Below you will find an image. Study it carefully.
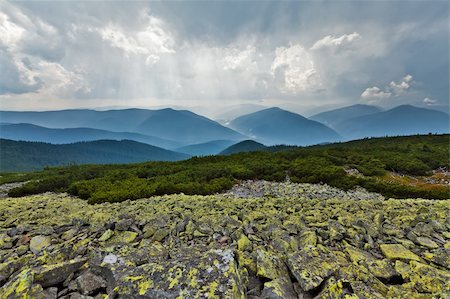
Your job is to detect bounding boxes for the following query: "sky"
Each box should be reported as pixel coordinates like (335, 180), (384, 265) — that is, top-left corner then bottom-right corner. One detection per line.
(0, 0), (448, 116)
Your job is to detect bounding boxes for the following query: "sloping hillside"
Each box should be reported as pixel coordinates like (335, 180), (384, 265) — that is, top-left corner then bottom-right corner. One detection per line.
(175, 140), (235, 156)
(310, 104), (382, 128)
(220, 140), (267, 155)
(0, 139), (189, 172)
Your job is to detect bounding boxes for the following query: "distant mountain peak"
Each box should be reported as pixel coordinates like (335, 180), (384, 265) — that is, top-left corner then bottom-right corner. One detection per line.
(229, 108), (340, 146)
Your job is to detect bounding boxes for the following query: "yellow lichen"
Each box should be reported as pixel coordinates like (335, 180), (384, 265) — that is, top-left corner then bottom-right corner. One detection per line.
(169, 267), (183, 289)
(138, 279), (153, 295)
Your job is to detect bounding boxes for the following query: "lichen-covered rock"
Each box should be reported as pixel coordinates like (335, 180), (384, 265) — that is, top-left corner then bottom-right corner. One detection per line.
(152, 228), (170, 242)
(408, 261), (450, 294)
(256, 248), (289, 280)
(113, 248), (246, 298)
(298, 230), (317, 247)
(98, 229), (114, 242)
(379, 244), (421, 262)
(287, 245), (340, 292)
(0, 233), (13, 249)
(34, 259), (87, 287)
(237, 234), (252, 252)
(415, 236), (439, 249)
(260, 277), (297, 299)
(315, 277), (358, 299)
(0, 269), (45, 299)
(30, 235), (51, 253)
(336, 264), (389, 298)
(76, 270), (107, 295)
(107, 231), (137, 245)
(0, 182), (449, 298)
(345, 245), (397, 280)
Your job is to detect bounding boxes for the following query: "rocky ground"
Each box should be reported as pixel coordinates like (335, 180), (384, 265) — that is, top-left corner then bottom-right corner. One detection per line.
(0, 180), (449, 299)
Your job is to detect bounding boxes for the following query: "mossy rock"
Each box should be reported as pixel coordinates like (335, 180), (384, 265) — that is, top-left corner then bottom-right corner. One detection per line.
(256, 248), (289, 280)
(379, 244), (421, 262)
(287, 246), (341, 292)
(113, 248), (246, 298)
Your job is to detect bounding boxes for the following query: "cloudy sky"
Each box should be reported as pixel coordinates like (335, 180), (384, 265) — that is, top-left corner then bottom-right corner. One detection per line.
(0, 1), (448, 115)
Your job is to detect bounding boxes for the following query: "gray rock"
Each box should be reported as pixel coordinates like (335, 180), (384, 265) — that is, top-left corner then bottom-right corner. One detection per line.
(34, 259), (87, 287)
(29, 235), (51, 253)
(43, 287), (58, 299)
(261, 278), (298, 299)
(115, 218), (133, 231)
(76, 270), (107, 295)
(102, 254), (118, 264)
(67, 293), (94, 299)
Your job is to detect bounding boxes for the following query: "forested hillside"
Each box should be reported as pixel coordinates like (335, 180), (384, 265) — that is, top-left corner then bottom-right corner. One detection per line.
(0, 139), (189, 172)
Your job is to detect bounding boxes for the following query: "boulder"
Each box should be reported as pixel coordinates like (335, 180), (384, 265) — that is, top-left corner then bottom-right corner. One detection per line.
(345, 245), (397, 280)
(30, 235), (52, 253)
(260, 277), (298, 299)
(76, 270), (107, 295)
(34, 259), (87, 287)
(112, 248), (247, 298)
(256, 248), (289, 280)
(237, 234), (252, 252)
(287, 246), (340, 292)
(379, 244), (421, 262)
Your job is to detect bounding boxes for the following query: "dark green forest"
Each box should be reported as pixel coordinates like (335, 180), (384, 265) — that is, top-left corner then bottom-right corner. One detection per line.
(2, 134), (449, 203)
(0, 139), (188, 172)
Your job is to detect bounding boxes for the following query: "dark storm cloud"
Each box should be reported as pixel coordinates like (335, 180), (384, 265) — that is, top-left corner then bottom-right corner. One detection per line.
(0, 0), (447, 112)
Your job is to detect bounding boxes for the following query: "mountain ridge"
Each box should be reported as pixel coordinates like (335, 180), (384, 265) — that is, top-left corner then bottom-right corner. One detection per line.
(229, 107), (342, 146)
(335, 104), (450, 139)
(309, 104), (383, 128)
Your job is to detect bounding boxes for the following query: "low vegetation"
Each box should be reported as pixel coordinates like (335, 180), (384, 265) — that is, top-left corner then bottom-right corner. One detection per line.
(2, 134), (449, 203)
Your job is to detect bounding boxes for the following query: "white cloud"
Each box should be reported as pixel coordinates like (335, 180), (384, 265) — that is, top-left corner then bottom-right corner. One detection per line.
(97, 14), (175, 64)
(311, 32), (361, 50)
(361, 74), (414, 101)
(361, 86), (392, 100)
(271, 44), (321, 94)
(389, 74), (412, 95)
(221, 45), (256, 71)
(0, 11), (25, 49)
(423, 97), (436, 105)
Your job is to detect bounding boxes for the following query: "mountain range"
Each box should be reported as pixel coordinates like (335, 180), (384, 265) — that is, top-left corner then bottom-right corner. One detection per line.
(0, 108), (244, 146)
(334, 105), (450, 139)
(0, 123), (182, 149)
(1, 104), (449, 171)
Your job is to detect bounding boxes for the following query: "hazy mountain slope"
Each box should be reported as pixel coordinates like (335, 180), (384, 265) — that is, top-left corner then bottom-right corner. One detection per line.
(0, 139), (189, 172)
(0, 108), (245, 145)
(0, 109), (152, 131)
(135, 109), (244, 144)
(175, 140), (235, 156)
(309, 104), (382, 128)
(335, 105), (450, 139)
(0, 123), (182, 149)
(220, 140), (267, 155)
(229, 107), (341, 146)
(212, 104), (267, 124)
